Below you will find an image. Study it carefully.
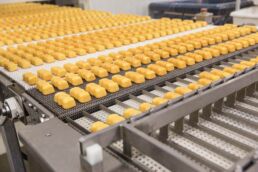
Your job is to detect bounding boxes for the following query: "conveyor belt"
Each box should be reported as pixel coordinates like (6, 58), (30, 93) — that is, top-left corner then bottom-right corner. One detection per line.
(0, 25), (213, 90)
(71, 56), (257, 133)
(26, 44), (258, 119)
(74, 88), (258, 172)
(5, 25), (252, 116)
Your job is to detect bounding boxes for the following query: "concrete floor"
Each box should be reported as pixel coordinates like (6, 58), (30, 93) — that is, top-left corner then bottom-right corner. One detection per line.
(0, 121), (25, 172)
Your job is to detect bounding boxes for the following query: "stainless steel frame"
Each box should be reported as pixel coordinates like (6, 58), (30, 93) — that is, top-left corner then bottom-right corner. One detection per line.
(78, 68), (258, 172)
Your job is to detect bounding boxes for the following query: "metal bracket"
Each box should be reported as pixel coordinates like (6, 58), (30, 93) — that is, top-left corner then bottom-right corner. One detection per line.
(0, 97), (26, 172)
(4, 97), (24, 119)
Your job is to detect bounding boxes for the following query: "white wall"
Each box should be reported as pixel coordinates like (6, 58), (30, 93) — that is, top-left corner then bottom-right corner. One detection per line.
(80, 0), (166, 16)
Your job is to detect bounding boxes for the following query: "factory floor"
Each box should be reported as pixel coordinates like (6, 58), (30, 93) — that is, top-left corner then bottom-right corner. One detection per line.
(0, 121), (25, 172)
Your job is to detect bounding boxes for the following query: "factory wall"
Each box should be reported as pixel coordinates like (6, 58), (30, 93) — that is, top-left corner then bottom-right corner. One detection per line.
(80, 0), (167, 16)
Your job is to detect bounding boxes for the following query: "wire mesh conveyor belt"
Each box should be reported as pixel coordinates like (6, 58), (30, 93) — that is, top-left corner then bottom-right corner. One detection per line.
(71, 51), (258, 130)
(26, 41), (258, 119)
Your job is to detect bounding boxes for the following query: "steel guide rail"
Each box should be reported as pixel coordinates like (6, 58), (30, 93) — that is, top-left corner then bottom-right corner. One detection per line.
(26, 43), (258, 120)
(78, 66), (258, 172)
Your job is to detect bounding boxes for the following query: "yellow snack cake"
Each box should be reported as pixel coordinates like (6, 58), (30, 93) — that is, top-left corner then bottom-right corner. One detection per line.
(87, 58), (102, 66)
(240, 61), (255, 67)
(147, 64), (167, 76)
(125, 72), (145, 84)
(65, 73), (83, 86)
(167, 58), (186, 69)
(59, 95), (76, 109)
(91, 66), (108, 78)
(54, 92), (76, 109)
(211, 45), (228, 55)
(198, 78), (213, 86)
(4, 62), (18, 72)
(77, 69), (96, 82)
(65, 50), (77, 58)
(144, 51), (161, 61)
(52, 52), (66, 60)
(70, 87), (91, 103)
(223, 67), (239, 74)
(175, 87), (192, 95)
(162, 47), (178, 56)
(106, 114), (125, 125)
(41, 54), (55, 63)
(99, 78), (119, 93)
(152, 97), (168, 106)
(101, 63), (120, 74)
(195, 50), (212, 60)
(51, 77), (69, 90)
(169, 45), (187, 54)
(185, 53), (203, 62)
(76, 61), (91, 70)
(112, 75), (132, 88)
(199, 71), (220, 81)
(188, 83), (202, 90)
(223, 44), (236, 53)
(23, 72), (38, 85)
(37, 69), (52, 81)
(90, 121), (109, 133)
(164, 91), (181, 100)
(30, 57), (43, 66)
(123, 108), (141, 119)
(85, 83), (107, 98)
(51, 67), (67, 77)
(179, 43), (195, 51)
(124, 57), (141, 68)
(17, 59), (31, 68)
(0, 58), (9, 67)
(139, 102), (154, 112)
(114, 60), (131, 71)
(153, 49), (170, 58)
(98, 55), (113, 63)
(202, 48), (220, 57)
(64, 63), (79, 73)
(156, 60), (174, 71)
(54, 92), (68, 105)
(134, 54), (151, 64)
(232, 64), (248, 71)
(136, 67), (156, 79)
(210, 69), (231, 78)
(177, 56), (195, 65)
(36, 80), (55, 95)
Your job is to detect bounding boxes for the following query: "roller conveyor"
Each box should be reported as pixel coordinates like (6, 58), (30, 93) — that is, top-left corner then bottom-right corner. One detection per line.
(1, 3), (258, 172)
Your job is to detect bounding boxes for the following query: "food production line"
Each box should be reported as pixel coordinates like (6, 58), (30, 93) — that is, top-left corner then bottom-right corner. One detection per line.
(2, 3), (258, 172)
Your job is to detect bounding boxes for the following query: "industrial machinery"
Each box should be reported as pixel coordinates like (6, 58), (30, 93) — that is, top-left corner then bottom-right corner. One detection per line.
(1, 3), (258, 172)
(149, 0), (254, 25)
